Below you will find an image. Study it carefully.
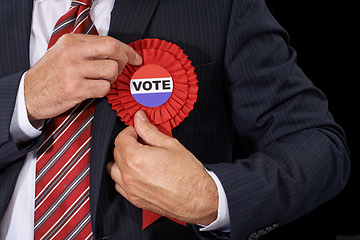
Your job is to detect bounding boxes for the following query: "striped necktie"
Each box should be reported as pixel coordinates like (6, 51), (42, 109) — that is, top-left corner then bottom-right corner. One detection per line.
(34, 1), (96, 239)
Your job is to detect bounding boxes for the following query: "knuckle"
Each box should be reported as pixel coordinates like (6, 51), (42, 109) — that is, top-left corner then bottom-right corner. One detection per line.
(56, 44), (70, 59)
(60, 82), (83, 103)
(118, 54), (128, 71)
(103, 36), (119, 50)
(125, 192), (140, 206)
(165, 137), (179, 148)
(114, 134), (133, 158)
(61, 77), (77, 95)
(127, 155), (142, 170)
(114, 131), (125, 147)
(121, 147), (137, 166)
(120, 172), (139, 195)
(62, 33), (73, 41)
(124, 149), (144, 172)
(56, 44), (77, 64)
(57, 33), (72, 45)
(129, 198), (142, 209)
(121, 171), (133, 187)
(106, 60), (119, 77)
(98, 81), (111, 96)
(110, 60), (119, 73)
(87, 80), (110, 99)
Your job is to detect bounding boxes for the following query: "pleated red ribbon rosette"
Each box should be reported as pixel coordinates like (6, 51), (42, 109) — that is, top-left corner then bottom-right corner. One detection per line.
(107, 38), (198, 229)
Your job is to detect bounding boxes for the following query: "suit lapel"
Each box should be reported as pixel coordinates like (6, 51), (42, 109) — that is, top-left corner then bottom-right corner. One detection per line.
(0, 0), (33, 75)
(89, 97), (117, 232)
(108, 0), (160, 43)
(90, 0), (160, 232)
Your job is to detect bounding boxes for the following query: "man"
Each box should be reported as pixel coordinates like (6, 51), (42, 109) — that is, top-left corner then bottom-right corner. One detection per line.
(0, 0), (350, 239)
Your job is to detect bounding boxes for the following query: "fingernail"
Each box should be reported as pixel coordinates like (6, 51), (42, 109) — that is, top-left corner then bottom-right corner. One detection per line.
(136, 110), (148, 122)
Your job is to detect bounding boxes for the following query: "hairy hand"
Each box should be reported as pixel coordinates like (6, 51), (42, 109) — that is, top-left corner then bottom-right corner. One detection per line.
(24, 34), (142, 123)
(107, 111), (218, 226)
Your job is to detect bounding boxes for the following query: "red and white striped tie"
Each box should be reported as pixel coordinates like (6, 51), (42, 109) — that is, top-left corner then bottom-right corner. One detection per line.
(34, 1), (96, 239)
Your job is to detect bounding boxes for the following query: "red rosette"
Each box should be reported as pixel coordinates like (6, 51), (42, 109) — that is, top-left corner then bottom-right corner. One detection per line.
(106, 38), (198, 229)
(107, 38), (198, 137)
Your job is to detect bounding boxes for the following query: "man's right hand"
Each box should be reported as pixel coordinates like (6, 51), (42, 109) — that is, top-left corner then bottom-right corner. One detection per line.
(24, 34), (142, 124)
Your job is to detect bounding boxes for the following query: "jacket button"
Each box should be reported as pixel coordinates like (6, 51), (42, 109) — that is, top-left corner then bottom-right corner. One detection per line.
(248, 232), (257, 240)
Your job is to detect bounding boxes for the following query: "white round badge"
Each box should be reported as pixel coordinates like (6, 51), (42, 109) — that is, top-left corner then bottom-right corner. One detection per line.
(130, 64), (173, 107)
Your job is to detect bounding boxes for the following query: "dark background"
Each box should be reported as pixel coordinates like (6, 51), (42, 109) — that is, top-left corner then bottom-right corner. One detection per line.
(262, 1), (359, 239)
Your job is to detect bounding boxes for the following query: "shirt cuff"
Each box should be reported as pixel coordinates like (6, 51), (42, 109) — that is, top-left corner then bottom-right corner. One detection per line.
(198, 169), (230, 232)
(10, 72), (43, 143)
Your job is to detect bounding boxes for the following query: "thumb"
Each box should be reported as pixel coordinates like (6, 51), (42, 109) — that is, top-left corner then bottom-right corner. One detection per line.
(133, 110), (169, 147)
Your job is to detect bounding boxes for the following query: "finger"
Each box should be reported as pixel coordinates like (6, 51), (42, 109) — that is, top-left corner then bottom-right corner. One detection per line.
(115, 183), (130, 200)
(133, 110), (171, 147)
(114, 126), (142, 160)
(106, 161), (122, 182)
(115, 126), (139, 147)
(117, 41), (143, 67)
(82, 79), (111, 99)
(107, 162), (146, 209)
(107, 163), (130, 199)
(82, 59), (119, 84)
(90, 39), (141, 75)
(56, 32), (99, 44)
(106, 162), (131, 198)
(114, 183), (167, 216)
(57, 34), (142, 73)
(74, 35), (142, 71)
(107, 161), (134, 195)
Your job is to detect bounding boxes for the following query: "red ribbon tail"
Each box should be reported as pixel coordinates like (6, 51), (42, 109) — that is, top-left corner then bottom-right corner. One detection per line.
(142, 122), (187, 229)
(142, 209), (187, 229)
(142, 209), (162, 229)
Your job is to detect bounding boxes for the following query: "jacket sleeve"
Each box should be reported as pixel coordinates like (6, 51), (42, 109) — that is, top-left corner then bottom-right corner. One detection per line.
(203, 0), (350, 239)
(0, 72), (43, 169)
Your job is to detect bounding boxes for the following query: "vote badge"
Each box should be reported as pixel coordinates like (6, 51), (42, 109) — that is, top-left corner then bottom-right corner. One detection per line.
(107, 38), (198, 136)
(130, 64), (173, 107)
(107, 38), (198, 230)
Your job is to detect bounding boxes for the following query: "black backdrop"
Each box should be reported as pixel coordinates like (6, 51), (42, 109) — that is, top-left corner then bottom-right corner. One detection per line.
(262, 1), (359, 239)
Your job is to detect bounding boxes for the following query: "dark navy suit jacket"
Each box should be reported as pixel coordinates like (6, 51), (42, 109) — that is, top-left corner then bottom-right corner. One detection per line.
(0, 0), (350, 239)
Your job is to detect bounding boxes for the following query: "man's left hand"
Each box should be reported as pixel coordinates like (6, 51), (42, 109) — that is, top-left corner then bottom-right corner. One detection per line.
(107, 110), (218, 226)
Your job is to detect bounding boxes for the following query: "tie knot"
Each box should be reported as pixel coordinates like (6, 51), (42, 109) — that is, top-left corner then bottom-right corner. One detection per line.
(71, 0), (93, 8)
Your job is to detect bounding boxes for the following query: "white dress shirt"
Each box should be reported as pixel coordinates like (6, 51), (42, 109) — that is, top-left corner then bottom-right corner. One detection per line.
(0, 1), (229, 239)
